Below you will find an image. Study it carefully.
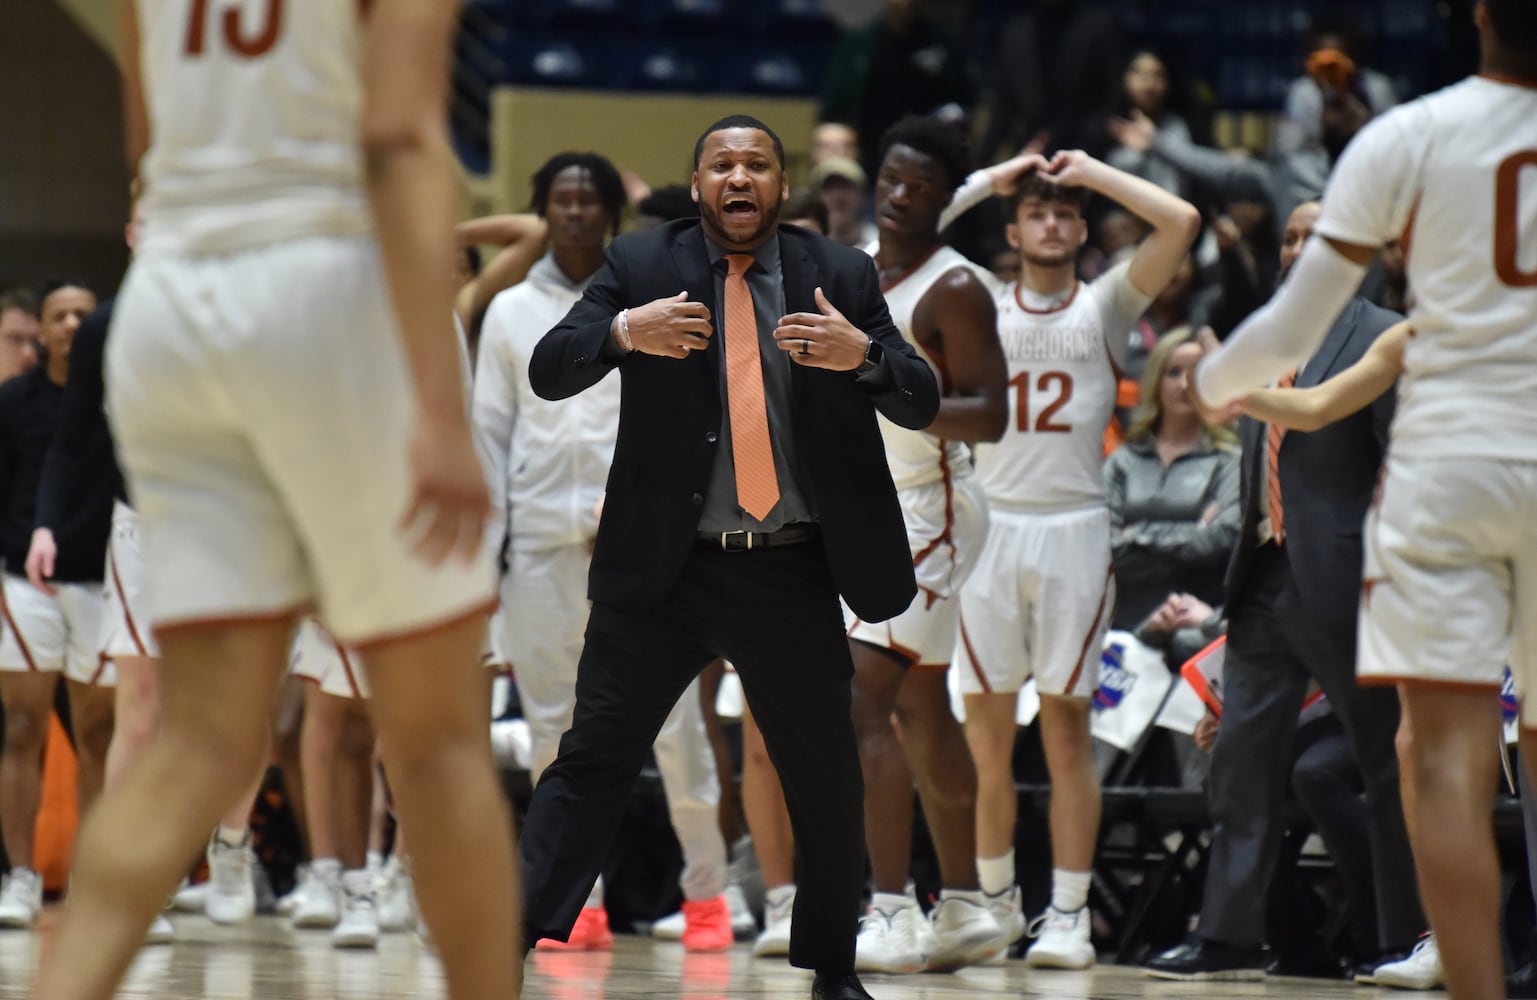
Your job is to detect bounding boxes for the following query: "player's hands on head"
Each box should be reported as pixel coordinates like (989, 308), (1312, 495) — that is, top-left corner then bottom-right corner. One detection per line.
(25, 528), (57, 595)
(401, 412), (492, 567)
(1042, 149), (1099, 188)
(624, 291), (713, 359)
(774, 287), (869, 371)
(985, 151), (1052, 197)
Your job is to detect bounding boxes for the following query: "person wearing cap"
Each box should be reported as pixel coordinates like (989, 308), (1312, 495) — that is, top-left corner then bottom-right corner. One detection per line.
(812, 157), (879, 248)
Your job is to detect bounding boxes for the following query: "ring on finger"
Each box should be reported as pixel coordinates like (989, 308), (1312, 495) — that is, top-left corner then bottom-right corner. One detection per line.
(799, 339), (811, 355)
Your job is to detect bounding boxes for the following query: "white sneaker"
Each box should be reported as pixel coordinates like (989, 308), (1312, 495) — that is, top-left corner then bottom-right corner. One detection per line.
(145, 913), (174, 945)
(982, 885), (1026, 963)
(205, 836), (257, 925)
(276, 864), (310, 917)
(1024, 905), (1095, 970)
(0, 868), (43, 928)
(854, 894), (934, 975)
(724, 884), (758, 940)
(331, 870), (380, 949)
(172, 879), (209, 913)
(1372, 935), (1444, 990)
(293, 859), (342, 928)
(651, 909), (686, 941)
(376, 858), (416, 933)
(752, 888), (794, 958)
(927, 891), (1006, 971)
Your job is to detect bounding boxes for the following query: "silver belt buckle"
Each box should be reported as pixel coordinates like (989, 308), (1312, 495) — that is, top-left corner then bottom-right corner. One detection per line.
(719, 530), (751, 551)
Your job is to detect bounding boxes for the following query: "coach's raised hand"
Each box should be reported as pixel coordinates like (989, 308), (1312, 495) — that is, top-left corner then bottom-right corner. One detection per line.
(615, 291), (713, 359)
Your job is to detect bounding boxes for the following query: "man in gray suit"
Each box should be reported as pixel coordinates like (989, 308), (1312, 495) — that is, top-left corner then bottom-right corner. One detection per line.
(1145, 201), (1424, 981)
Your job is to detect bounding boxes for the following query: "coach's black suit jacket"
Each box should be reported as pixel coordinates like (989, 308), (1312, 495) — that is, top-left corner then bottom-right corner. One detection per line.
(530, 219), (937, 622)
(1201, 297), (1423, 953)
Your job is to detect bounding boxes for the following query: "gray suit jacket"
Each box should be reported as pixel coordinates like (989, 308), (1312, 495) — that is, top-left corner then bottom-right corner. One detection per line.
(1224, 298), (1399, 621)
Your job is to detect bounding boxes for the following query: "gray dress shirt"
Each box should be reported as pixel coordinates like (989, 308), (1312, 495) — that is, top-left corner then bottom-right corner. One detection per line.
(698, 234), (815, 533)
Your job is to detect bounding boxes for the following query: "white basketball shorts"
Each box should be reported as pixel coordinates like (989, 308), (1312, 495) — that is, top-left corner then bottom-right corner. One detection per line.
(845, 475), (989, 668)
(0, 573), (109, 685)
(955, 506), (1114, 698)
(102, 501), (157, 660)
(107, 238), (496, 646)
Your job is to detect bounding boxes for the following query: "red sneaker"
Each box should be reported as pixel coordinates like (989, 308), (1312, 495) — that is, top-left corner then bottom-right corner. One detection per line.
(681, 896), (733, 953)
(535, 906), (615, 951)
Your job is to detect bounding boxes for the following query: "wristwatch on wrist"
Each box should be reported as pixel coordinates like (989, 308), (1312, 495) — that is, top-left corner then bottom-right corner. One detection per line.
(855, 335), (884, 376)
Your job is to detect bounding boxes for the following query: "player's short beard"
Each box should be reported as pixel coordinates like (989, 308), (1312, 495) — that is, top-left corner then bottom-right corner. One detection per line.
(1021, 247), (1077, 269)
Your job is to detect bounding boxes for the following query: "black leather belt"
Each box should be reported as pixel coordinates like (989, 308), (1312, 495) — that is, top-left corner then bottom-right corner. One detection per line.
(698, 523), (819, 551)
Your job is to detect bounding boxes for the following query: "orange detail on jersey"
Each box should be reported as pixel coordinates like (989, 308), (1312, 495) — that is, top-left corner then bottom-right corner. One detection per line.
(1013, 280), (1080, 315)
(184, 0), (285, 59)
(1494, 150), (1537, 288)
(1009, 370), (1075, 433)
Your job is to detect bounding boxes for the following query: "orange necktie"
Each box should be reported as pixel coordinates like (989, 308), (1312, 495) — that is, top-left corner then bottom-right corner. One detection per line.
(1266, 368), (1297, 543)
(723, 254), (780, 521)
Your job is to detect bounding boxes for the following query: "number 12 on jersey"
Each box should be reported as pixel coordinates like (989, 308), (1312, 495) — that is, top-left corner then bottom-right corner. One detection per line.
(1009, 371), (1074, 433)
(184, 0), (285, 58)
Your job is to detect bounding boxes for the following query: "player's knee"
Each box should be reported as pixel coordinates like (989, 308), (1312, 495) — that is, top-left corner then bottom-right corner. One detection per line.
(79, 715), (116, 762)
(2, 706), (48, 754)
(337, 707), (376, 759)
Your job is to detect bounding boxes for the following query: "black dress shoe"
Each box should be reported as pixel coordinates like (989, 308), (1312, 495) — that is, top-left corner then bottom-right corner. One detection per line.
(1268, 951), (1346, 979)
(811, 972), (875, 1000)
(1145, 935), (1268, 981)
(1509, 957), (1537, 999)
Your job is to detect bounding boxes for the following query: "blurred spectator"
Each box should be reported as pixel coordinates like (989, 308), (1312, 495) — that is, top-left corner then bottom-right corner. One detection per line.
(1274, 18), (1395, 223)
(819, 0), (973, 173)
(782, 190), (830, 235)
(1106, 51), (1200, 201)
(634, 185), (700, 228)
(1136, 591), (1223, 669)
(979, 0), (1126, 162)
(1104, 329), (1240, 632)
(810, 123), (860, 166)
(1276, 17), (1399, 159)
(810, 157), (877, 248)
(0, 288), (40, 383)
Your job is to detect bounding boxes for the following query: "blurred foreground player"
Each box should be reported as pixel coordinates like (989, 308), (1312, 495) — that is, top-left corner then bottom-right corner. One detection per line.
(31, 3), (520, 999)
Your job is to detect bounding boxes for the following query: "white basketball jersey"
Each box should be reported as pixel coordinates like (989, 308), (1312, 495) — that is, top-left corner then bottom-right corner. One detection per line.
(976, 261), (1150, 512)
(868, 244), (1000, 491)
(1316, 74), (1537, 462)
(134, 0), (371, 256)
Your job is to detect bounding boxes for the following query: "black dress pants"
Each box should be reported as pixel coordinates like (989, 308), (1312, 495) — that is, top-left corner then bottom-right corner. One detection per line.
(519, 538), (866, 974)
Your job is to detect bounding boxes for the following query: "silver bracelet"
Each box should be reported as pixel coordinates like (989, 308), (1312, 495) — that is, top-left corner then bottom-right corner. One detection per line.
(615, 308), (635, 352)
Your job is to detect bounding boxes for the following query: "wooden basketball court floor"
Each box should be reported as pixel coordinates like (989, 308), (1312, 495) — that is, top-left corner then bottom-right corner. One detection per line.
(0, 914), (1449, 999)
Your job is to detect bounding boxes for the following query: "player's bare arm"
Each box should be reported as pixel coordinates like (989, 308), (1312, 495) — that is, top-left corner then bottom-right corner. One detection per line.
(454, 213), (550, 329)
(1237, 319), (1409, 432)
(909, 268), (1007, 443)
(362, 0), (490, 564)
(1045, 150), (1202, 299)
(1192, 233), (1380, 417)
(117, 0), (149, 169)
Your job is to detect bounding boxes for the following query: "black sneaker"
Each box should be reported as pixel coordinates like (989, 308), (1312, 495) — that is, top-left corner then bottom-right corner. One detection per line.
(1510, 957), (1537, 999)
(1146, 935), (1268, 981)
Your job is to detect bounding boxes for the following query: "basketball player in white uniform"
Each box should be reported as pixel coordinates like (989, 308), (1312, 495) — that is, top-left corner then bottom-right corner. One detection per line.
(475, 151), (741, 953)
(956, 151), (1199, 969)
(32, 4), (519, 999)
(836, 116), (1008, 975)
(1192, 4), (1537, 995)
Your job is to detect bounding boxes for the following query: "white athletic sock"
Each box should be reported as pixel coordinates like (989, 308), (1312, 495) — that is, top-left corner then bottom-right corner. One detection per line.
(215, 825), (248, 848)
(766, 884), (796, 908)
(584, 876), (604, 910)
(1051, 868), (1091, 913)
(977, 851), (1015, 897)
